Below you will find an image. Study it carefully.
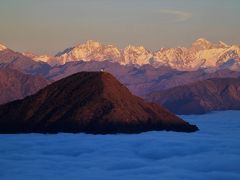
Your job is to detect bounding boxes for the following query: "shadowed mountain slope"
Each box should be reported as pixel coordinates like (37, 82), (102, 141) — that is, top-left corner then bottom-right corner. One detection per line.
(0, 72), (198, 133)
(147, 78), (240, 114)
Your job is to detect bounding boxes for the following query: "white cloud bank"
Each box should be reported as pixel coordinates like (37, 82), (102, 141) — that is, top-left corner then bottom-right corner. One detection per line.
(160, 9), (192, 22)
(0, 111), (240, 180)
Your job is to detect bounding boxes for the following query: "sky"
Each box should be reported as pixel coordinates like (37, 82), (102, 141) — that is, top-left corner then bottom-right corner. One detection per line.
(0, 0), (239, 54)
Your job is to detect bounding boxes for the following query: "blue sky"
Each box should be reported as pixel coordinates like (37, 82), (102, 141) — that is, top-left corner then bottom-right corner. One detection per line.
(0, 0), (239, 54)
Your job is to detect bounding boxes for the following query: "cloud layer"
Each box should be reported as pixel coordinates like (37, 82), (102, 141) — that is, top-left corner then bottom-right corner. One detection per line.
(0, 111), (240, 180)
(160, 9), (192, 22)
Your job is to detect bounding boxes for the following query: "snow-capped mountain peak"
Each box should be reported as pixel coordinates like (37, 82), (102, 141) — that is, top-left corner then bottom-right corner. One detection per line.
(85, 40), (101, 48)
(22, 52), (61, 66)
(25, 38), (240, 71)
(23, 52), (52, 62)
(153, 39), (240, 70)
(218, 41), (229, 48)
(123, 45), (152, 65)
(74, 40), (102, 50)
(0, 43), (8, 51)
(56, 40), (122, 64)
(124, 45), (149, 54)
(191, 38), (213, 50)
(195, 38), (210, 43)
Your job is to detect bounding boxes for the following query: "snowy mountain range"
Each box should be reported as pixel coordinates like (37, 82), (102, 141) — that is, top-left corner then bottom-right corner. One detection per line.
(18, 38), (240, 71)
(1, 40), (240, 114)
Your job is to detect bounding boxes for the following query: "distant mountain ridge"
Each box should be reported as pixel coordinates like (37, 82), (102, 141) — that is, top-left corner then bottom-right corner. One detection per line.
(147, 78), (240, 114)
(0, 68), (49, 105)
(1, 43), (240, 100)
(0, 45), (51, 76)
(1, 41), (240, 116)
(46, 61), (240, 96)
(18, 39), (240, 71)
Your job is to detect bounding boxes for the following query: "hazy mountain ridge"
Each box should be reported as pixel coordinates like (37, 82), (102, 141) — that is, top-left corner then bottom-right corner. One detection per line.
(147, 78), (240, 114)
(46, 61), (240, 96)
(0, 46), (51, 76)
(0, 68), (50, 105)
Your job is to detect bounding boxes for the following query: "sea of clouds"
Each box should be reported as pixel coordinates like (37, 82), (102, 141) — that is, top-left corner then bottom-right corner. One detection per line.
(0, 111), (240, 180)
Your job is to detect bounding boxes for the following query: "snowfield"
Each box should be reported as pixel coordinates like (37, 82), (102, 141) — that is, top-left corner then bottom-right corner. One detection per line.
(0, 111), (240, 180)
